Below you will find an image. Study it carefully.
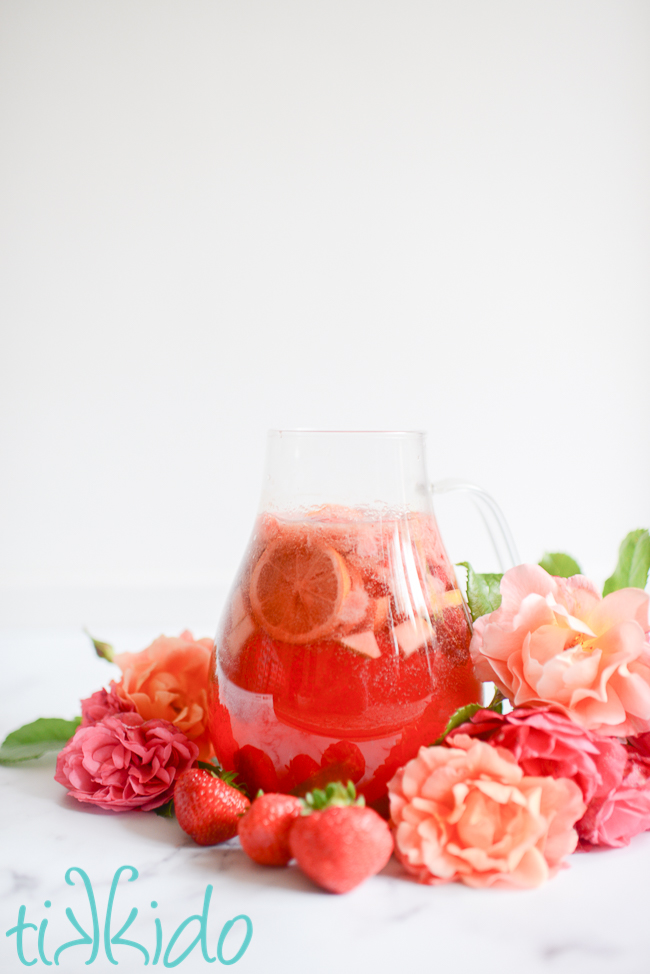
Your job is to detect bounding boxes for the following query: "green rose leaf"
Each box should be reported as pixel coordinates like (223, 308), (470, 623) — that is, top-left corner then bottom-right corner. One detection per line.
(603, 529), (650, 596)
(0, 717), (81, 765)
(457, 562), (503, 621)
(538, 552), (582, 578)
(433, 703), (484, 745)
(154, 799), (175, 818)
(433, 688), (504, 745)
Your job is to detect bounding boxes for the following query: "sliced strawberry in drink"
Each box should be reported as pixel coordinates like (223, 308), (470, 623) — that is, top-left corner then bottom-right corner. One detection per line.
(208, 694), (239, 769)
(363, 574), (391, 599)
(234, 744), (279, 794)
(289, 742), (366, 796)
(321, 741), (366, 782)
(280, 753), (321, 792)
(227, 633), (293, 695)
(280, 640), (370, 719)
(368, 632), (436, 705)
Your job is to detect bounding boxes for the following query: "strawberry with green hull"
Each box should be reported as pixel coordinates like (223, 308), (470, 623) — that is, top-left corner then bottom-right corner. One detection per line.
(289, 782), (394, 894)
(174, 766), (249, 846)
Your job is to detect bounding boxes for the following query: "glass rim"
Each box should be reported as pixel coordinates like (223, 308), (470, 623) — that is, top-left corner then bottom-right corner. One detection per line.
(267, 429), (426, 436)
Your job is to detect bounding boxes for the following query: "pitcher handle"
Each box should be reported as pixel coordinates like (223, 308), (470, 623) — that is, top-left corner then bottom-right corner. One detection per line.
(431, 479), (520, 572)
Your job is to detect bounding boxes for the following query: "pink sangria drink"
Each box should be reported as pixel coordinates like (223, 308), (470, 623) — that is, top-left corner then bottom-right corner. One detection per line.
(209, 504), (480, 807)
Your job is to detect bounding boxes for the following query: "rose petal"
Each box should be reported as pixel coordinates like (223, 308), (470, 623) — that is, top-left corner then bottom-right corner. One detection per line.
(54, 712), (199, 811)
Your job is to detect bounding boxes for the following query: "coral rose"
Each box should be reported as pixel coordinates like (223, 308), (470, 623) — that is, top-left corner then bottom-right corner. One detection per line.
(54, 712), (199, 811)
(80, 682), (136, 727)
(113, 630), (214, 760)
(448, 706), (630, 848)
(388, 736), (585, 888)
(470, 566), (650, 736)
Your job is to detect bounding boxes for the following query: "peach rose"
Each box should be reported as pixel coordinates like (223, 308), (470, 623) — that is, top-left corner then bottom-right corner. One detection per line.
(447, 706), (635, 848)
(470, 566), (650, 736)
(113, 630), (214, 761)
(388, 736), (585, 888)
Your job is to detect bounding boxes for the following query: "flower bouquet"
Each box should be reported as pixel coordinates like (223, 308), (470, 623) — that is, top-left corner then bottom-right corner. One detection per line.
(2, 530), (649, 894)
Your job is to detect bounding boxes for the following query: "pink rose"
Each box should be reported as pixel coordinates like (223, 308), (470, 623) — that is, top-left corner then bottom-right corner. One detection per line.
(80, 683), (136, 727)
(388, 736), (585, 889)
(113, 630), (214, 761)
(579, 741), (650, 848)
(449, 706), (627, 808)
(470, 566), (650, 736)
(54, 712), (199, 811)
(627, 731), (650, 759)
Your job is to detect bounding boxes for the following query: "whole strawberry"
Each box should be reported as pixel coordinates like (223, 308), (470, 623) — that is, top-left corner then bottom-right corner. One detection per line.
(174, 768), (250, 846)
(289, 782), (393, 894)
(238, 793), (303, 866)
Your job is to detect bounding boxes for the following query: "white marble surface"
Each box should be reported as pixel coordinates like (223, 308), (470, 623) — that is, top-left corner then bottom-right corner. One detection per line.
(2, 629), (650, 974)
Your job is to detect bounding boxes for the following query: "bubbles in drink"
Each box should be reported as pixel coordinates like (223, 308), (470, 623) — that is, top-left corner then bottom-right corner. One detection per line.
(209, 506), (480, 807)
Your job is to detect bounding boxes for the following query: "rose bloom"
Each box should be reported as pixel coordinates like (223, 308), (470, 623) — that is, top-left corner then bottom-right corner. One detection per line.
(470, 566), (650, 736)
(113, 630), (214, 761)
(448, 706), (638, 848)
(80, 683), (136, 727)
(55, 712), (199, 811)
(579, 742), (650, 848)
(389, 735), (585, 889)
(449, 706), (627, 810)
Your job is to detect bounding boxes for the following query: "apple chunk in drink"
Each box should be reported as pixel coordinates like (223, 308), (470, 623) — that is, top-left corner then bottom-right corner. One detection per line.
(209, 507), (480, 803)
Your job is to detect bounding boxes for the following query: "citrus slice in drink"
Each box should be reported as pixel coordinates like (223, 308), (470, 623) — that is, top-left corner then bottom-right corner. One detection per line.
(249, 539), (350, 643)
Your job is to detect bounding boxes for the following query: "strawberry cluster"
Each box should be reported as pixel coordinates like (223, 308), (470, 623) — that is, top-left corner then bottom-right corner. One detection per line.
(174, 772), (393, 895)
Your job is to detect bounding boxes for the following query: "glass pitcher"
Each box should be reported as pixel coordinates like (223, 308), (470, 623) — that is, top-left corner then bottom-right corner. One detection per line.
(208, 430), (517, 810)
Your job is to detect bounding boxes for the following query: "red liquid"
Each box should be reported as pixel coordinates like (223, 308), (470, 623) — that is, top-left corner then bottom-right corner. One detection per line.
(209, 507), (480, 808)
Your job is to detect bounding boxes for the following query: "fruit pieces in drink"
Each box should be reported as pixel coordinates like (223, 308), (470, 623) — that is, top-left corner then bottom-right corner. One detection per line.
(210, 506), (479, 799)
(229, 506), (465, 661)
(250, 539), (351, 643)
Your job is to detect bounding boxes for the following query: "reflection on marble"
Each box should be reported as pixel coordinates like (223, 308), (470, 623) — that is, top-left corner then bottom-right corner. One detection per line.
(2, 630), (650, 973)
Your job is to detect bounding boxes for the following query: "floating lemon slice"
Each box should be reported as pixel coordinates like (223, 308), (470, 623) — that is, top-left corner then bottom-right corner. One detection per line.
(250, 539), (351, 644)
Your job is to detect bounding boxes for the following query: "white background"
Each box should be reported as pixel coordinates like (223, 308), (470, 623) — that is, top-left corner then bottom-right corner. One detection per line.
(0, 10), (649, 973)
(1, 0), (649, 633)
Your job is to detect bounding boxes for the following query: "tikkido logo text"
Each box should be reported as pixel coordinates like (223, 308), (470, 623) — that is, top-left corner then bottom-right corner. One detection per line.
(4, 866), (253, 968)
